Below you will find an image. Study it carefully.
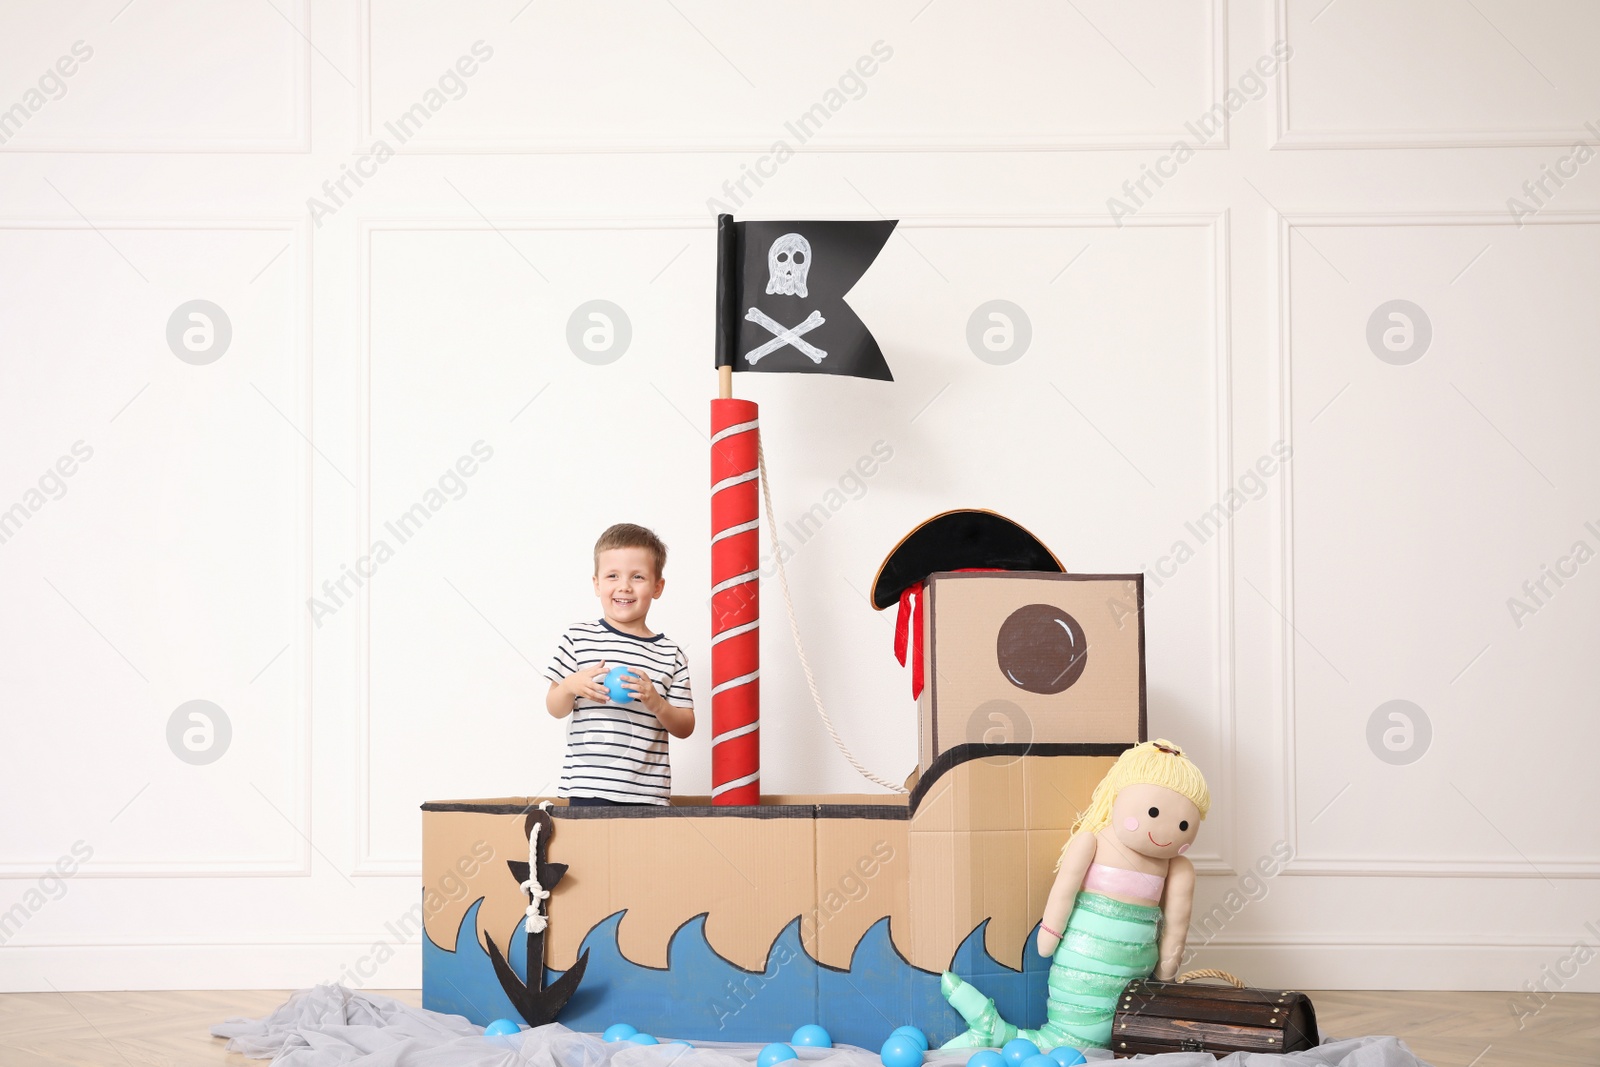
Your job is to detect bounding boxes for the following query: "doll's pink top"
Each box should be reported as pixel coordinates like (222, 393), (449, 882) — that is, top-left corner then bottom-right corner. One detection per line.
(1082, 862), (1165, 902)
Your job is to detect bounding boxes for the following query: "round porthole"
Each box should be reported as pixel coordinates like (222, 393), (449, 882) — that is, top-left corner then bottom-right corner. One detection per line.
(996, 603), (1089, 694)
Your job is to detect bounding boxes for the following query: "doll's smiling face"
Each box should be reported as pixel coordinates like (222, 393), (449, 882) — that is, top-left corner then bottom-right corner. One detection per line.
(1110, 783), (1201, 860)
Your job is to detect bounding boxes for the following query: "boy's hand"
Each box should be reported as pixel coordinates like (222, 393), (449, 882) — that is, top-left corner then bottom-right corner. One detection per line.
(620, 668), (664, 713)
(623, 668), (694, 739)
(562, 662), (610, 703)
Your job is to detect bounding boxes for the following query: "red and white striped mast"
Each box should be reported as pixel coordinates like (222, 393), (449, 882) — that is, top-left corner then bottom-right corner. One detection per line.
(709, 362), (760, 805)
(709, 213), (763, 806)
(706, 213), (893, 805)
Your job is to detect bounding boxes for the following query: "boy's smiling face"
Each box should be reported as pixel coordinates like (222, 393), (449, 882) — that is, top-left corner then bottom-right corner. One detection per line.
(594, 546), (664, 632)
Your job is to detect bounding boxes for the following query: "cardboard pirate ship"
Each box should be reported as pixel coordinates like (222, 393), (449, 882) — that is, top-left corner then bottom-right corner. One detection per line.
(421, 511), (1147, 1046)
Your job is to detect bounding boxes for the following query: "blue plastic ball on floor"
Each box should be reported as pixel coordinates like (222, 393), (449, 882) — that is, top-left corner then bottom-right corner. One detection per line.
(631, 1034), (660, 1045)
(604, 665), (636, 703)
(1020, 1053), (1057, 1067)
(880, 1034), (924, 1067)
(968, 1051), (1006, 1067)
(758, 1042), (798, 1067)
(792, 1024), (833, 1047)
(603, 1023), (639, 1042)
(484, 1019), (519, 1036)
(890, 1026), (929, 1052)
(1001, 1038), (1040, 1067)
(1047, 1048), (1087, 1066)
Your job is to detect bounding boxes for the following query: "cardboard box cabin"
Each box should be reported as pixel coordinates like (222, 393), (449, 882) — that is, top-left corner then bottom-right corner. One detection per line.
(421, 571), (1145, 1046)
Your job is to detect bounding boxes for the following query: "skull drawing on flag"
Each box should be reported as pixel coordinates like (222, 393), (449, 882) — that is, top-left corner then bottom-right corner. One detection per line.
(765, 233), (811, 298)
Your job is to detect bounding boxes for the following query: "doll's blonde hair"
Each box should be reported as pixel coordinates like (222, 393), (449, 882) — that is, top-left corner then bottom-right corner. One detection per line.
(1069, 738), (1210, 840)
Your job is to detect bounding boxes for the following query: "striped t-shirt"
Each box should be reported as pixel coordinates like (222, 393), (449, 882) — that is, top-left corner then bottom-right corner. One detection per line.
(545, 619), (694, 804)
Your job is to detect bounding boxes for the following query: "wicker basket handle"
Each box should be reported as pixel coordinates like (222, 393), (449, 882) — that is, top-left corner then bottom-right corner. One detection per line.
(1175, 968), (1245, 988)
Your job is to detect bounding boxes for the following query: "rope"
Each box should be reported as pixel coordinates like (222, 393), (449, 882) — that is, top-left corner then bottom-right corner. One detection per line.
(520, 818), (550, 933)
(1176, 969), (1245, 988)
(757, 438), (907, 795)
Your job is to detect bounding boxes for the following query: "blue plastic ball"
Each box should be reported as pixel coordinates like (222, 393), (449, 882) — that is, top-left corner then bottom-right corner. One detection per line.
(758, 1043), (798, 1067)
(890, 1026), (929, 1052)
(603, 1023), (639, 1042)
(1001, 1039), (1041, 1067)
(604, 665), (636, 704)
(792, 1024), (833, 1048)
(881, 1034), (924, 1067)
(484, 1018), (519, 1036)
(1020, 1054), (1057, 1067)
(630, 1034), (660, 1045)
(1047, 1049), (1087, 1066)
(968, 1052), (1006, 1067)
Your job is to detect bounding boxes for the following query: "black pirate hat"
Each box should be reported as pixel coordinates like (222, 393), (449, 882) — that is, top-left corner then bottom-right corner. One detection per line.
(870, 508), (1063, 611)
(870, 510), (1063, 699)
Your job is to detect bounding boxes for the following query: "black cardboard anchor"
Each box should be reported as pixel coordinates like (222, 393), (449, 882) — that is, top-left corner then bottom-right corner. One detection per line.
(484, 807), (588, 1025)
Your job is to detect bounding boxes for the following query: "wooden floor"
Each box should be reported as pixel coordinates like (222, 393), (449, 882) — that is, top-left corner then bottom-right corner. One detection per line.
(0, 988), (1593, 1065)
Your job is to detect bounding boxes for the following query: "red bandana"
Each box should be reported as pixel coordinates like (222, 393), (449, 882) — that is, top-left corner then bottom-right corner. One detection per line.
(892, 568), (1004, 699)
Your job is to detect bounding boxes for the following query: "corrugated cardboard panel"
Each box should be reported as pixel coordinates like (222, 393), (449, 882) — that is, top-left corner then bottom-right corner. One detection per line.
(906, 823), (1031, 974)
(546, 814), (611, 971)
(906, 823), (960, 972)
(765, 793), (904, 806)
(422, 806), (549, 961)
(551, 810), (817, 971)
(909, 766), (956, 833)
(949, 752), (1028, 833)
(919, 595), (935, 771)
(901, 754), (1119, 974)
(423, 753), (1125, 1030)
(1022, 754), (1116, 830)
(952, 833), (1053, 1037)
(1024, 827), (1067, 946)
(927, 574), (1143, 763)
(811, 817), (911, 967)
(973, 829), (1030, 969)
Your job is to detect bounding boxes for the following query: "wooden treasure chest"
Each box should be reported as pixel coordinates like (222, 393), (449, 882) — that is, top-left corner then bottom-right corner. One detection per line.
(1111, 973), (1320, 1058)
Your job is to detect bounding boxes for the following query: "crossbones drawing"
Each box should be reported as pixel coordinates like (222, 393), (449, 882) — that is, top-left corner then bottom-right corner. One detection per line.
(744, 307), (827, 365)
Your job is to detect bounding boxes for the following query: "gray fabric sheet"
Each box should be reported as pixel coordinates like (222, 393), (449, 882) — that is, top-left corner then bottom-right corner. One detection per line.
(211, 986), (1435, 1067)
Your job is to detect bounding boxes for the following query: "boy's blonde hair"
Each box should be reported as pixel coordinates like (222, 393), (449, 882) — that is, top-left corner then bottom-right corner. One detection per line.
(594, 523), (667, 578)
(1070, 738), (1210, 838)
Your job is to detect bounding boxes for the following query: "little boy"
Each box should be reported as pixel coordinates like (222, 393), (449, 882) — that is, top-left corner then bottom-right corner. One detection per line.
(544, 523), (695, 805)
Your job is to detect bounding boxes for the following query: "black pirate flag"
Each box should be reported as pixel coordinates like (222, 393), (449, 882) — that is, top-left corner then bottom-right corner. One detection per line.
(715, 214), (898, 381)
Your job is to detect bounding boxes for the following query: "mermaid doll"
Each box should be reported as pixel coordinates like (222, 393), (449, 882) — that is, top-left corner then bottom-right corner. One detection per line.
(940, 739), (1210, 1051)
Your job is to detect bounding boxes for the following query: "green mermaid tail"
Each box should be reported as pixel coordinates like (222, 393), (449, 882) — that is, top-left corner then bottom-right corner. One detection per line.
(939, 891), (1162, 1052)
(939, 971), (1019, 1048)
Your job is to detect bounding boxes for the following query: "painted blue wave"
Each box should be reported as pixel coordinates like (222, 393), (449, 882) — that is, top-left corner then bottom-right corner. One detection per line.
(424, 896), (1053, 1048)
(422, 897), (531, 1023)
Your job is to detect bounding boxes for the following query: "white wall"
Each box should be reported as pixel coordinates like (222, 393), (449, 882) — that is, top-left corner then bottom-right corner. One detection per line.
(1, 0), (1596, 995)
